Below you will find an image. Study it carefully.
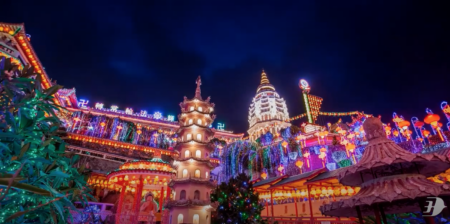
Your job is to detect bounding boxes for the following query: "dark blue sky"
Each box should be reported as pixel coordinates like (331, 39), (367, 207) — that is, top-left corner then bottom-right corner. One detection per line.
(3, 1), (450, 133)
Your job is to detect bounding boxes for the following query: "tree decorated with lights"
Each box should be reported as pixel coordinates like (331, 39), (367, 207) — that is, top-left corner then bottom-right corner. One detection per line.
(0, 57), (92, 223)
(210, 173), (265, 224)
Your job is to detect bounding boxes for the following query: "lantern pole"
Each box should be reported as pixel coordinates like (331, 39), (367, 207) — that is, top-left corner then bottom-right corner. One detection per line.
(132, 175), (144, 224)
(115, 185), (127, 224)
(270, 189), (274, 219)
(307, 185), (314, 224)
(159, 186), (164, 211)
(293, 190), (299, 219)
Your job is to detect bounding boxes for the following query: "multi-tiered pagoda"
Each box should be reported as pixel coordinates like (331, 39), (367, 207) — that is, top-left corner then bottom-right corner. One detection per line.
(166, 76), (217, 224)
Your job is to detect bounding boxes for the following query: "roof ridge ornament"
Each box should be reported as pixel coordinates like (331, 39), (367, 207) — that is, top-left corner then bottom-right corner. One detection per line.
(195, 76), (202, 100)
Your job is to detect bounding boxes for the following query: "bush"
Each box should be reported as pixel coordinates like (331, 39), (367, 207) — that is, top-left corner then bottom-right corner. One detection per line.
(0, 57), (92, 223)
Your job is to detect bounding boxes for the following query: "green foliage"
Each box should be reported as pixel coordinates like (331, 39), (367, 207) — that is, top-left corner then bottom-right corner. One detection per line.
(338, 159), (352, 168)
(210, 173), (265, 224)
(0, 57), (92, 223)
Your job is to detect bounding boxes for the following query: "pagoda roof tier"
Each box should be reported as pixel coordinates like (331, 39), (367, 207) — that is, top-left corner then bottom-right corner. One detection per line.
(173, 159), (215, 168)
(176, 124), (214, 133)
(175, 139), (211, 145)
(178, 109), (215, 116)
(320, 174), (450, 217)
(165, 199), (216, 209)
(174, 157), (220, 167)
(67, 107), (179, 128)
(337, 117), (450, 186)
(169, 177), (216, 188)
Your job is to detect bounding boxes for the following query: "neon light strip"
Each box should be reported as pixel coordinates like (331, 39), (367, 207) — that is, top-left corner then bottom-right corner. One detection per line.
(303, 93), (312, 123)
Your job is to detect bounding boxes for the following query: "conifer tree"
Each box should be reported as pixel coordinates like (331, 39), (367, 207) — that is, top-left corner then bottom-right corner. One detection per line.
(210, 173), (266, 224)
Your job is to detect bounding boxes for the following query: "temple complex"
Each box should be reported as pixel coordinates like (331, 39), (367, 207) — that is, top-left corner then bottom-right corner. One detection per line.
(2, 21), (450, 224)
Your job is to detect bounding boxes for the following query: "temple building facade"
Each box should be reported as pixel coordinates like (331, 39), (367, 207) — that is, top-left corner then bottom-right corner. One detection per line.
(248, 70), (291, 141)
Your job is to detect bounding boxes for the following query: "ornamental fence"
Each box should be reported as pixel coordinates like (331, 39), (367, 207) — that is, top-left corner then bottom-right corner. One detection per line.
(261, 216), (356, 224)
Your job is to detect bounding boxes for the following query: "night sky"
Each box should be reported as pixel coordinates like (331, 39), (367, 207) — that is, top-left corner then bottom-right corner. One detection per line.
(3, 1), (450, 134)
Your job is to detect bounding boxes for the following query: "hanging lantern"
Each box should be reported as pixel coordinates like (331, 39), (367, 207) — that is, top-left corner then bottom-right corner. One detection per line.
(347, 187), (354, 195)
(124, 175), (129, 181)
(277, 164), (285, 175)
(333, 187), (341, 197)
(260, 169), (268, 180)
(340, 186), (347, 196)
(327, 187), (333, 196)
(295, 158), (304, 170)
(303, 152), (310, 168)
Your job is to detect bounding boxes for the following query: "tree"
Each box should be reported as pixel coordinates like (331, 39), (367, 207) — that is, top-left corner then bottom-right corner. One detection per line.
(210, 173), (266, 224)
(0, 57), (92, 223)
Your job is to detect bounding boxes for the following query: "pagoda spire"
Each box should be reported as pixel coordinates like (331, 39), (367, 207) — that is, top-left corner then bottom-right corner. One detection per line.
(260, 69), (270, 84)
(195, 76), (202, 100)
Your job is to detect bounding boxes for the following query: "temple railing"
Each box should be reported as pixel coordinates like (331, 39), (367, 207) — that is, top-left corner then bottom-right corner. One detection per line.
(261, 216), (356, 224)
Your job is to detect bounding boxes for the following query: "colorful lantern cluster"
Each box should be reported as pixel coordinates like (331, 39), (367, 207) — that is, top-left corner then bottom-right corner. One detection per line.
(259, 186), (360, 200)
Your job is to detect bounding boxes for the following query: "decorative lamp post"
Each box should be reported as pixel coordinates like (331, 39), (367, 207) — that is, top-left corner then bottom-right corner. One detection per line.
(424, 113), (445, 142)
(398, 120), (411, 140)
(319, 147), (327, 168)
(277, 164), (285, 176)
(392, 113), (405, 142)
(281, 141), (288, 153)
(303, 151), (310, 168)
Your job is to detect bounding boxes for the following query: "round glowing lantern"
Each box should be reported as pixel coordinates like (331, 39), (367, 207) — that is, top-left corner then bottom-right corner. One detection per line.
(327, 187), (333, 196)
(295, 158), (304, 169)
(260, 170), (268, 180)
(333, 187), (341, 197)
(347, 187), (354, 195)
(340, 186), (348, 196)
(393, 130), (399, 137)
(424, 114), (440, 127)
(414, 121), (425, 128)
(100, 122), (106, 127)
(398, 120), (410, 131)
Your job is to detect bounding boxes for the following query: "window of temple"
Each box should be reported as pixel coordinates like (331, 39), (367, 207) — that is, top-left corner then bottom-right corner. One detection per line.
(189, 119), (193, 125)
(193, 214), (199, 224)
(205, 172), (209, 179)
(195, 150), (201, 158)
(187, 134), (192, 140)
(197, 119), (202, 125)
(194, 190), (200, 200)
(194, 169), (200, 178)
(178, 214), (184, 224)
(196, 134), (202, 141)
(198, 107), (203, 112)
(180, 190), (186, 200)
(184, 150), (190, 158)
(210, 107), (213, 112)
(190, 106), (194, 111)
(182, 169), (188, 178)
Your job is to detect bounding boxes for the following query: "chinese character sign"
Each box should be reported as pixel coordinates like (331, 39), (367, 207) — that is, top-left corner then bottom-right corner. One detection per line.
(217, 123), (225, 130)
